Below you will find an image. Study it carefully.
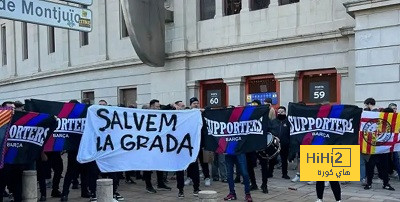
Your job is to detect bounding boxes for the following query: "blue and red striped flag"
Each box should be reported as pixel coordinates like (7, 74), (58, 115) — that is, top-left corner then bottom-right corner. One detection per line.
(25, 99), (88, 151)
(288, 103), (362, 155)
(203, 106), (272, 155)
(3, 111), (57, 165)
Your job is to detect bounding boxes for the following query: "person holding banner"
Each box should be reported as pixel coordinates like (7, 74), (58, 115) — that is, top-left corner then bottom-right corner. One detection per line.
(167, 102), (201, 198)
(363, 107), (396, 191)
(143, 99), (172, 194)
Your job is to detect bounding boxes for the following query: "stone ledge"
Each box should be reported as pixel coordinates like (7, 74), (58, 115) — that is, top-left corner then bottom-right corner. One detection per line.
(344, 0), (400, 17)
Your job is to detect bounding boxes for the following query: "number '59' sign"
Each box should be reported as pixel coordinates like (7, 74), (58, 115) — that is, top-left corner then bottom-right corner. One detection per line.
(309, 82), (329, 103)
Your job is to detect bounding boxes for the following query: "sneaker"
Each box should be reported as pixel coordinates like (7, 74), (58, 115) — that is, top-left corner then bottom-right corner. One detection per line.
(221, 179), (228, 183)
(250, 184), (259, 191)
(324, 181), (329, 187)
(245, 194), (253, 202)
(178, 190), (184, 198)
(205, 178), (211, 187)
(81, 192), (91, 198)
(261, 184), (268, 194)
(282, 175), (291, 180)
(307, 181), (316, 185)
(361, 178), (367, 186)
(224, 193), (237, 201)
(51, 190), (62, 198)
(184, 178), (192, 186)
(146, 187), (157, 194)
(315, 199), (323, 202)
(114, 192), (124, 201)
(39, 196), (47, 201)
(157, 184), (172, 191)
(60, 196), (68, 201)
(383, 184), (395, 191)
(364, 184), (372, 190)
(89, 197), (97, 202)
(291, 174), (300, 182)
(193, 189), (200, 197)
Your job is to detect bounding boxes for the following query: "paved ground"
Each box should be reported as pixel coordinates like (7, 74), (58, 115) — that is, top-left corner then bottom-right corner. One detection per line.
(3, 162), (400, 202)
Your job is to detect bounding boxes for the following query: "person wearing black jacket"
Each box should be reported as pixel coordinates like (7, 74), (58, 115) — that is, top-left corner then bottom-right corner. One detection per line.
(268, 106), (291, 179)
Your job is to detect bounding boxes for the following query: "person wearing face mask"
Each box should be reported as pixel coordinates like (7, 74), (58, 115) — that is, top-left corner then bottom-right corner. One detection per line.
(268, 106), (291, 179)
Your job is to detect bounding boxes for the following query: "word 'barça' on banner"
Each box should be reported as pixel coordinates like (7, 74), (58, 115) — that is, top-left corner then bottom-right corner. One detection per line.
(0, 108), (13, 169)
(0, 0), (92, 32)
(4, 111), (57, 165)
(288, 103), (362, 154)
(77, 105), (203, 172)
(25, 99), (88, 152)
(203, 106), (271, 155)
(359, 111), (400, 154)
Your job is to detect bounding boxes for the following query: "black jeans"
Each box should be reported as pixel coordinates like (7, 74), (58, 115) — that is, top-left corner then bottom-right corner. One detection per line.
(268, 145), (289, 177)
(47, 152), (63, 191)
(280, 145), (289, 176)
(177, 161), (200, 191)
(316, 181), (341, 201)
(61, 151), (89, 196)
(246, 152), (268, 186)
(0, 165), (23, 202)
(37, 160), (48, 197)
(143, 171), (165, 188)
(87, 162), (119, 197)
(198, 150), (210, 179)
(367, 154), (390, 185)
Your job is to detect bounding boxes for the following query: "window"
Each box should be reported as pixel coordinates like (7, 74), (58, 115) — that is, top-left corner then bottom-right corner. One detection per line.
(1, 24), (6, 66)
(120, 5), (129, 38)
(279, 0), (299, 6)
(119, 88), (137, 107)
(251, 0), (270, 10)
(80, 5), (89, 46)
(48, 26), (55, 53)
(299, 69), (340, 104)
(80, 31), (89, 46)
(246, 75), (279, 106)
(225, 0), (241, 16)
(200, 80), (227, 108)
(82, 91), (95, 105)
(22, 22), (28, 60)
(200, 0), (215, 21)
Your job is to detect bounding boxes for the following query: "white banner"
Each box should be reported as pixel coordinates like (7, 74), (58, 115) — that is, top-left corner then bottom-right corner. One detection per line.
(77, 105), (203, 172)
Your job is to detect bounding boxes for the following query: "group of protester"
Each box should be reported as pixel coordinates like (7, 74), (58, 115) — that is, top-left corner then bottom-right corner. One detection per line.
(0, 97), (399, 202)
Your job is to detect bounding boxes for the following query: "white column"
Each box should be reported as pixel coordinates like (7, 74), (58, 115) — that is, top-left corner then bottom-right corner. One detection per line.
(224, 77), (245, 106)
(274, 72), (298, 107)
(187, 80), (200, 105)
(97, 179), (113, 202)
(22, 170), (37, 202)
(270, 0), (279, 6)
(242, 0), (250, 12)
(336, 67), (352, 104)
(215, 0), (223, 17)
(199, 190), (218, 202)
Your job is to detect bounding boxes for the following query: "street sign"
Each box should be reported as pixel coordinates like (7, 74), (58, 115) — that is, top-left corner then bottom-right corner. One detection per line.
(0, 0), (92, 32)
(60, 0), (92, 6)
